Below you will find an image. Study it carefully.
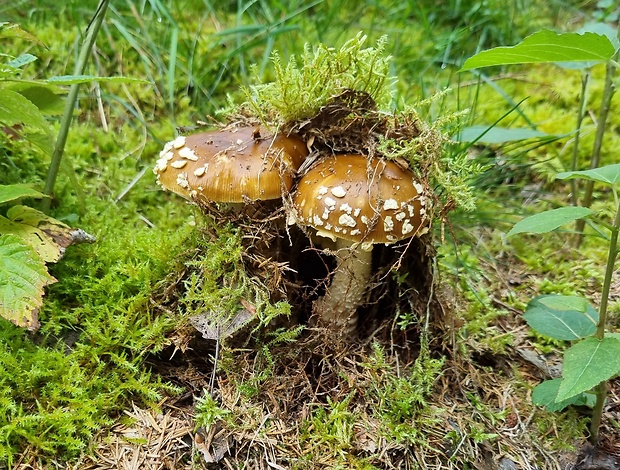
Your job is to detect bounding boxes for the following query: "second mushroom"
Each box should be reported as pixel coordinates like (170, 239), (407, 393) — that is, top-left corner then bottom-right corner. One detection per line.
(154, 124), (308, 207)
(290, 154), (429, 335)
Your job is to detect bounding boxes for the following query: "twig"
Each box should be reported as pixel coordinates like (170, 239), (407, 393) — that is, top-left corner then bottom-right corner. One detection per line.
(210, 333), (220, 395)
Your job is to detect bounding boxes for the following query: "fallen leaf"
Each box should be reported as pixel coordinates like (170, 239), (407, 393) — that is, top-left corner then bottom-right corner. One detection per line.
(0, 205), (95, 263)
(190, 307), (255, 340)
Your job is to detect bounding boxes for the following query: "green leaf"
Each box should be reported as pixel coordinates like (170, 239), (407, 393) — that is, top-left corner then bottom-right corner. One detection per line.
(0, 234), (56, 330)
(456, 126), (552, 144)
(506, 206), (594, 237)
(12, 85), (65, 115)
(460, 29), (616, 71)
(556, 163), (620, 186)
(0, 89), (52, 135)
(0, 184), (46, 205)
(532, 378), (597, 411)
(556, 23), (620, 69)
(0, 66), (18, 80)
(21, 131), (54, 156)
(524, 295), (598, 340)
(44, 75), (150, 86)
(557, 336), (620, 401)
(579, 22), (620, 52)
(7, 53), (37, 69)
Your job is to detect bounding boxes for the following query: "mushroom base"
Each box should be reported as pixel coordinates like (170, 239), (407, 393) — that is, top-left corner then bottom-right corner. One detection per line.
(160, 200), (441, 346)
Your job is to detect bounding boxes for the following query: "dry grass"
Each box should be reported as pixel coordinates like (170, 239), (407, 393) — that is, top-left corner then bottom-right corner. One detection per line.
(83, 404), (194, 470)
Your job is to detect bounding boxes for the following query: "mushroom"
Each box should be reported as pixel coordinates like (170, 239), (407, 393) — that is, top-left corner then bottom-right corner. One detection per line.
(290, 154), (429, 335)
(154, 125), (308, 206)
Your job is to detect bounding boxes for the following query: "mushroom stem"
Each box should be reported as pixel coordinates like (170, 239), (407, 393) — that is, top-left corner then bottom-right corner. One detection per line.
(314, 238), (372, 335)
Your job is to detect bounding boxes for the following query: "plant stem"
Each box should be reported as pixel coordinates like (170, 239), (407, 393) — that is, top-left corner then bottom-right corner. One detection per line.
(41, 0), (110, 212)
(595, 199), (620, 340)
(569, 72), (589, 207)
(575, 59), (616, 246)
(590, 381), (606, 445)
(589, 199), (620, 444)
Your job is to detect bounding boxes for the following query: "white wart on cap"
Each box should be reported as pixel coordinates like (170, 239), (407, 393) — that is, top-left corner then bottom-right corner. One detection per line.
(154, 125), (308, 203)
(292, 154), (429, 246)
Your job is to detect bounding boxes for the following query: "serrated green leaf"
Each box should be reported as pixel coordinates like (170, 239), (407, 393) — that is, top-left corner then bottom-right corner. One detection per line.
(524, 295), (598, 340)
(0, 234), (56, 330)
(556, 163), (620, 186)
(461, 29), (615, 71)
(557, 337), (620, 401)
(578, 22), (620, 52)
(456, 126), (553, 144)
(44, 75), (150, 86)
(0, 89), (52, 135)
(557, 22), (620, 69)
(532, 378), (596, 411)
(506, 206), (593, 237)
(0, 184), (46, 204)
(11, 85), (64, 115)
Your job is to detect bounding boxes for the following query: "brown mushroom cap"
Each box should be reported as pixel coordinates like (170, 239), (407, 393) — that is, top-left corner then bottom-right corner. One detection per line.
(154, 125), (308, 203)
(292, 154), (429, 245)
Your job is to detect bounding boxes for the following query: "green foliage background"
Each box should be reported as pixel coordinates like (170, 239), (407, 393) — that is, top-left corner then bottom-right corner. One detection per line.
(1, 0), (619, 466)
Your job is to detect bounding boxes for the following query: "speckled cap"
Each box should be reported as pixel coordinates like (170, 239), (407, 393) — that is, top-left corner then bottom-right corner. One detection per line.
(154, 125), (308, 203)
(291, 154), (429, 246)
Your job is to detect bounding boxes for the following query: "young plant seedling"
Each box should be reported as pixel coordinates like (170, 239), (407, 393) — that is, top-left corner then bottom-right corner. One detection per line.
(462, 26), (620, 445)
(506, 163), (620, 444)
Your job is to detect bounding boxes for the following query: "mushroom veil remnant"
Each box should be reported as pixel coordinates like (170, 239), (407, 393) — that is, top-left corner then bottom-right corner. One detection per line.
(291, 154), (429, 335)
(154, 124), (308, 205)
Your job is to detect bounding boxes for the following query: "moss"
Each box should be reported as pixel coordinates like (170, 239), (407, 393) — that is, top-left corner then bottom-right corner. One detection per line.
(0, 72), (199, 463)
(300, 393), (358, 459)
(534, 407), (589, 451)
(238, 34), (483, 215)
(0, 309), (178, 464)
(0, 194), (195, 460)
(363, 342), (445, 445)
(194, 390), (232, 432)
(242, 33), (394, 123)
